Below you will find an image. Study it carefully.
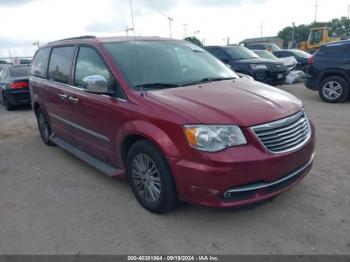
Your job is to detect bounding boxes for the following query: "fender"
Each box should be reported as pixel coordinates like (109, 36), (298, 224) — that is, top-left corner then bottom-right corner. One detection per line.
(318, 69), (350, 84)
(116, 120), (182, 167)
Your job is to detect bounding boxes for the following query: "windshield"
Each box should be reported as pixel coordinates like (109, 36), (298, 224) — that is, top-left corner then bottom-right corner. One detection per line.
(290, 49), (311, 58)
(104, 40), (237, 89)
(253, 50), (279, 61)
(224, 46), (259, 60)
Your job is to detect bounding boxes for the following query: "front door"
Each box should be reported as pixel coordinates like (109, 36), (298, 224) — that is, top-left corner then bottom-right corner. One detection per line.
(69, 46), (128, 166)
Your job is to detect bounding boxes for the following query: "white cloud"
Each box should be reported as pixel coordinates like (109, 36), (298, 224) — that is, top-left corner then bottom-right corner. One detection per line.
(0, 0), (349, 57)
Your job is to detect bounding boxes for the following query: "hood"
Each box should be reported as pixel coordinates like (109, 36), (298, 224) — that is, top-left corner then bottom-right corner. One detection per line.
(235, 57), (281, 65)
(146, 79), (302, 127)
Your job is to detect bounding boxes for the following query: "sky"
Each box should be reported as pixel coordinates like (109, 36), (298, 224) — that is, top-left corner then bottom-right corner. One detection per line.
(0, 0), (349, 57)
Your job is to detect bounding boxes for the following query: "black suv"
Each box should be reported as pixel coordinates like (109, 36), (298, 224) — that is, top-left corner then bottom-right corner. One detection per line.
(205, 45), (287, 86)
(305, 41), (350, 103)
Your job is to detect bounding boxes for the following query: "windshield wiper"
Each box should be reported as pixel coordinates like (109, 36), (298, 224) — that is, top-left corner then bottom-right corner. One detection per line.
(134, 83), (179, 89)
(180, 77), (236, 87)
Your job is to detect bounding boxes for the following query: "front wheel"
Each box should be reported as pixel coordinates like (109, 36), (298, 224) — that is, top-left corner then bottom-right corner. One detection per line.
(319, 76), (349, 103)
(126, 140), (178, 214)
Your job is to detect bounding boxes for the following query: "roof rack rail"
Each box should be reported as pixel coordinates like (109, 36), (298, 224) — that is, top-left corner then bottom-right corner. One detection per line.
(49, 35), (96, 44)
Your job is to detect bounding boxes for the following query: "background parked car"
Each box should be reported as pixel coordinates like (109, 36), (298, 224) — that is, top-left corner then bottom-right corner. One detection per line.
(0, 65), (30, 110)
(305, 40), (350, 103)
(245, 42), (281, 52)
(205, 45), (287, 86)
(273, 49), (311, 72)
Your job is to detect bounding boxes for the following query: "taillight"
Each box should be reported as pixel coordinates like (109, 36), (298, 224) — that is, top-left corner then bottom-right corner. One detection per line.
(10, 82), (29, 89)
(308, 56), (315, 65)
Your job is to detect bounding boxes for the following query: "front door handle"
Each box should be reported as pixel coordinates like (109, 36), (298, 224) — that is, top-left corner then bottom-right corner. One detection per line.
(68, 96), (79, 103)
(58, 93), (68, 100)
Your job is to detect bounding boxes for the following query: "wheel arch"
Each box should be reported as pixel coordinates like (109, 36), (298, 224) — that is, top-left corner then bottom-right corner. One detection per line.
(117, 120), (182, 169)
(319, 70), (350, 87)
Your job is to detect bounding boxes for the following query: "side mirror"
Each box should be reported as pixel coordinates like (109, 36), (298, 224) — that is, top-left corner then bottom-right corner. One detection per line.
(221, 58), (230, 64)
(83, 75), (109, 94)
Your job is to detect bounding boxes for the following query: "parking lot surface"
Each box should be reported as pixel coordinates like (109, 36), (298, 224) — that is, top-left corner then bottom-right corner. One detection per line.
(0, 83), (349, 255)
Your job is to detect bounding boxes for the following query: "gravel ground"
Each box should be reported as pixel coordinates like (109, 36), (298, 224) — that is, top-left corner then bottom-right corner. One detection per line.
(0, 83), (349, 255)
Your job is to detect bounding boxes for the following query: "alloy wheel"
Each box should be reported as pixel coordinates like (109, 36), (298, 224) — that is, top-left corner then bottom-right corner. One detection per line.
(322, 81), (343, 100)
(131, 153), (162, 203)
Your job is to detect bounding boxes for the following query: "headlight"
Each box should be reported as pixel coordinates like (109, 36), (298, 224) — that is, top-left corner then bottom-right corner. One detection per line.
(250, 64), (268, 70)
(183, 125), (247, 152)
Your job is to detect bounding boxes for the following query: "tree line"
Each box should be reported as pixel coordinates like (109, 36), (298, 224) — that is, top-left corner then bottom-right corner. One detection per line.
(278, 17), (350, 47)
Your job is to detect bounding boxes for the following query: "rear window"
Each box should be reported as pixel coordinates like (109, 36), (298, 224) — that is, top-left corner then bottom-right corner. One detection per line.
(319, 43), (349, 55)
(9, 67), (29, 77)
(48, 46), (75, 84)
(31, 48), (51, 78)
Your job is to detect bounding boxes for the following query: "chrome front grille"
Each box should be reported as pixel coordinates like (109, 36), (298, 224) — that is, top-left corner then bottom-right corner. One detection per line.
(251, 111), (311, 153)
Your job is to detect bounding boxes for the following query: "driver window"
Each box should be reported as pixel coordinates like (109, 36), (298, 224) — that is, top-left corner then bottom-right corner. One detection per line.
(74, 47), (111, 89)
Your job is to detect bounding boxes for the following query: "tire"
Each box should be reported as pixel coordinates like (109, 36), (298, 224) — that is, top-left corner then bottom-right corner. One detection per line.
(35, 108), (54, 146)
(319, 76), (349, 103)
(2, 91), (14, 111)
(126, 140), (178, 214)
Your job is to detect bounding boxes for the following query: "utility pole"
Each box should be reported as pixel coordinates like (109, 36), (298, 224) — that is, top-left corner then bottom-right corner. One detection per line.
(291, 22), (296, 48)
(129, 0), (135, 36)
(183, 24), (188, 38)
(348, 4), (350, 19)
(260, 21), (263, 37)
(159, 11), (173, 38)
(314, 0), (319, 23)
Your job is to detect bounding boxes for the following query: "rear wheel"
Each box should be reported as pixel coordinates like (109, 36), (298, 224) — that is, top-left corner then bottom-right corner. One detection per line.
(126, 140), (178, 214)
(35, 108), (54, 146)
(319, 76), (349, 103)
(2, 92), (14, 111)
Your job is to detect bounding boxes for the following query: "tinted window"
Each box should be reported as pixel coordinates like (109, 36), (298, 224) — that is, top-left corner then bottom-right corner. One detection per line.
(48, 46), (75, 84)
(9, 67), (29, 77)
(74, 46), (125, 98)
(274, 51), (290, 58)
(31, 48), (51, 78)
(320, 43), (349, 55)
(206, 47), (230, 61)
(224, 46), (259, 60)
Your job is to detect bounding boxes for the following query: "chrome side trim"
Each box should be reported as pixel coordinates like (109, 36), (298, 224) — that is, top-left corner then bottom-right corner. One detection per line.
(49, 113), (110, 142)
(226, 153), (315, 193)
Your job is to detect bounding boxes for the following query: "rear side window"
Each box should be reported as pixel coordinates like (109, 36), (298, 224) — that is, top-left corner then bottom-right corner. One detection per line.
(48, 46), (75, 84)
(31, 48), (51, 78)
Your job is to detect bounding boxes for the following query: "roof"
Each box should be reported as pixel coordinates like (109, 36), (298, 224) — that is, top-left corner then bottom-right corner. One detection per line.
(46, 35), (176, 46)
(239, 36), (282, 44)
(324, 40), (350, 47)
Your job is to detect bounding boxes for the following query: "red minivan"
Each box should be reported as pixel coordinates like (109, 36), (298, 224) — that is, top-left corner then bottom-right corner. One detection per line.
(29, 36), (315, 213)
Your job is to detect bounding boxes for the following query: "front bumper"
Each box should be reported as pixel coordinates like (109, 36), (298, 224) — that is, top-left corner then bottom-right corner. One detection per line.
(4, 89), (31, 105)
(169, 124), (315, 208)
(252, 70), (286, 86)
